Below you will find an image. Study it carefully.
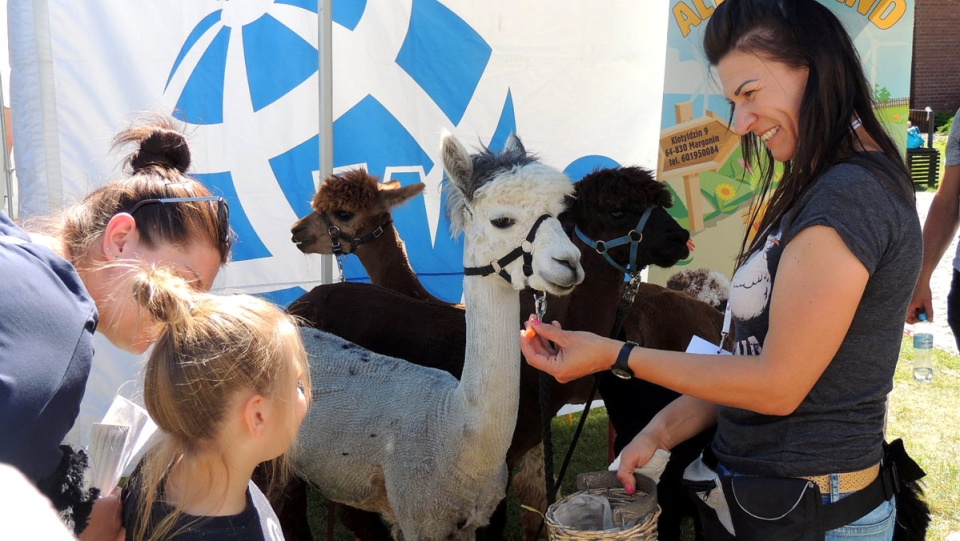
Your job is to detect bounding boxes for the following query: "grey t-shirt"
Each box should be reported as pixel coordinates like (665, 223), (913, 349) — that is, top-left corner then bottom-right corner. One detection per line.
(714, 153), (921, 477)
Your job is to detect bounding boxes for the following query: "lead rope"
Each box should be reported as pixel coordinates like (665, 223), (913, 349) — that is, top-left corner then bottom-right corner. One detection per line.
(533, 291), (559, 512)
(334, 255), (346, 282)
(535, 271), (646, 539)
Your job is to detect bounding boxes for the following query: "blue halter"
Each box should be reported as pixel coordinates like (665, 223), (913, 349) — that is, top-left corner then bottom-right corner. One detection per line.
(573, 207), (654, 276)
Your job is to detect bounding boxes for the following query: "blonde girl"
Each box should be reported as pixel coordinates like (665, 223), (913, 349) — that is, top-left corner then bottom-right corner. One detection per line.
(123, 268), (310, 541)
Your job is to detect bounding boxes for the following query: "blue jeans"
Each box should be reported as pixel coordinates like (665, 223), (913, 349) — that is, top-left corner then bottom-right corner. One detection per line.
(822, 472), (896, 541)
(714, 464), (896, 540)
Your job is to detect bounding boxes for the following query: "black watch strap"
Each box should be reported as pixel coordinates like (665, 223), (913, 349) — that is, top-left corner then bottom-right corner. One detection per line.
(611, 341), (638, 380)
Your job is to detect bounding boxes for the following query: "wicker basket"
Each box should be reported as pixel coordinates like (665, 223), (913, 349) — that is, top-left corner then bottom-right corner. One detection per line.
(544, 472), (659, 541)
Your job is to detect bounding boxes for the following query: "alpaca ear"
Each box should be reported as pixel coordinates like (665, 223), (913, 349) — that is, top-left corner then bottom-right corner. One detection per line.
(380, 179), (402, 190)
(380, 182), (425, 211)
(441, 130), (473, 195)
(504, 132), (525, 154)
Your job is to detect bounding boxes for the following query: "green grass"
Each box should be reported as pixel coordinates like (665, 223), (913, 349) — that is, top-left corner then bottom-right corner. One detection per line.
(888, 336), (960, 539)
(306, 341), (960, 539)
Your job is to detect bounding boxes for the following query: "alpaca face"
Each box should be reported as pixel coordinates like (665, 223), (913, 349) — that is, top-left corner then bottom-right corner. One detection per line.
(574, 167), (691, 270)
(290, 169), (424, 255)
(441, 132), (583, 295)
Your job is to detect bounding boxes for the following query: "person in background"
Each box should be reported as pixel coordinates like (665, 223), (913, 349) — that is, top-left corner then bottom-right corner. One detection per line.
(0, 115), (232, 539)
(122, 267), (310, 541)
(907, 107), (960, 347)
(520, 0), (921, 539)
(907, 120), (925, 149)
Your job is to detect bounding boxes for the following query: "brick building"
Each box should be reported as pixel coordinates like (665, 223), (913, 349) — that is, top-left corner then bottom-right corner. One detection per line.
(911, 0), (960, 117)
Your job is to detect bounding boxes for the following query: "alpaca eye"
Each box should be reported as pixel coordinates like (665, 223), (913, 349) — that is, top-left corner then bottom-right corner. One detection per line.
(490, 217), (515, 229)
(335, 210), (354, 222)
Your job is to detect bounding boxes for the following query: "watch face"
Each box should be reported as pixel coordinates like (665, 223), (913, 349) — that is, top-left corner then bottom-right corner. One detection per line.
(611, 367), (632, 380)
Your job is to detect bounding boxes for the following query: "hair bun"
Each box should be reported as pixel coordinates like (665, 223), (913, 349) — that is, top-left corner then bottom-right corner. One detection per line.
(114, 115), (192, 174)
(129, 129), (191, 173)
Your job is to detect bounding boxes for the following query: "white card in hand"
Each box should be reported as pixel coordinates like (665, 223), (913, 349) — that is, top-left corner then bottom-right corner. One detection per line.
(685, 335), (731, 355)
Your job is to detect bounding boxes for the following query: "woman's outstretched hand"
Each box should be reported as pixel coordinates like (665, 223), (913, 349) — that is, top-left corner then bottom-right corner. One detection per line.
(520, 316), (620, 383)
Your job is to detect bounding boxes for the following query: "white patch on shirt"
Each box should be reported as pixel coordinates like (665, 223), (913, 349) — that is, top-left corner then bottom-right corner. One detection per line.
(730, 232), (781, 321)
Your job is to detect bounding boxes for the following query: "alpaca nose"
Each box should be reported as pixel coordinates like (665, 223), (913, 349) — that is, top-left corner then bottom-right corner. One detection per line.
(554, 257), (578, 272)
(668, 227), (691, 243)
(291, 222), (313, 248)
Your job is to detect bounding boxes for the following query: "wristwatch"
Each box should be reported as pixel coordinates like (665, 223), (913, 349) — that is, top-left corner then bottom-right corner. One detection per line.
(611, 341), (638, 380)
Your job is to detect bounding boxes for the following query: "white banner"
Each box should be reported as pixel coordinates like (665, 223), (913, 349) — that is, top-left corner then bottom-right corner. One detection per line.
(8, 0), (669, 446)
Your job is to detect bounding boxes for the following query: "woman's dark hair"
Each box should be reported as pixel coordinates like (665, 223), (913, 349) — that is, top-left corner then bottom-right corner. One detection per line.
(59, 114), (232, 265)
(703, 0), (913, 264)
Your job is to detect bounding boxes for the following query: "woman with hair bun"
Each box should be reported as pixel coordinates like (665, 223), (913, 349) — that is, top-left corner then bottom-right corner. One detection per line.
(0, 115), (232, 539)
(122, 267), (310, 541)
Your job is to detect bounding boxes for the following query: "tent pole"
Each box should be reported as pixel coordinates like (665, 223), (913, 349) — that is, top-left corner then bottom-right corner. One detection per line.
(318, 0), (334, 285)
(0, 76), (13, 218)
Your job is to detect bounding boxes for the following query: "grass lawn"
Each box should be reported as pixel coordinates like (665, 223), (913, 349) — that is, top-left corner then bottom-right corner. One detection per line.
(305, 339), (960, 539)
(888, 335), (960, 539)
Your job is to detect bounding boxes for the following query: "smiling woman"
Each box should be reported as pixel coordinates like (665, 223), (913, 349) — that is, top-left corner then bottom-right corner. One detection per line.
(0, 114), (231, 540)
(519, 1), (925, 539)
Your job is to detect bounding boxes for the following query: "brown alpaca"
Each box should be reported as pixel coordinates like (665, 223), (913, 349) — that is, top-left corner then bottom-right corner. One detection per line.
(290, 168), (445, 304)
(277, 165), (698, 541)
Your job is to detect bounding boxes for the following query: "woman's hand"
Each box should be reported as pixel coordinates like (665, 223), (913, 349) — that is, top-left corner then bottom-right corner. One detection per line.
(906, 280), (933, 324)
(78, 487), (125, 541)
(519, 316), (620, 383)
(615, 432), (662, 495)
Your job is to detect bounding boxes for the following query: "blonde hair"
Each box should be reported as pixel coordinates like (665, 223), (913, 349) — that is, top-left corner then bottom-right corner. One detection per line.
(57, 114), (231, 266)
(129, 267), (310, 541)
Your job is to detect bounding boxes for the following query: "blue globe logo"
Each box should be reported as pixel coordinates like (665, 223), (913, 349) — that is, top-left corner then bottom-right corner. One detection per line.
(163, 0), (614, 305)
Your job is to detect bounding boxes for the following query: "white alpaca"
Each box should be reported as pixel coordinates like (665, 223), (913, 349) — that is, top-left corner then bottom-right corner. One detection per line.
(293, 131), (583, 541)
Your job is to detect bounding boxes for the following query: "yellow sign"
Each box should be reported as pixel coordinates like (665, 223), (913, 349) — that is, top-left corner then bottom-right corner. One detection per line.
(658, 110), (739, 178)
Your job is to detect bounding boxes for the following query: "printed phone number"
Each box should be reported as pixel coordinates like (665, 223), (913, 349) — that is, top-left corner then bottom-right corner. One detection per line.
(664, 144), (719, 162)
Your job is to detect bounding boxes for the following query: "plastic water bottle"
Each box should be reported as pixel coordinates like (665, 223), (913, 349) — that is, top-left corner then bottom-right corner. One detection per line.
(913, 313), (934, 382)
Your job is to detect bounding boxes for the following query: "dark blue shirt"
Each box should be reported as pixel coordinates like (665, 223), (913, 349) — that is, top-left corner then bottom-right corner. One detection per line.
(123, 479), (284, 540)
(0, 211), (98, 482)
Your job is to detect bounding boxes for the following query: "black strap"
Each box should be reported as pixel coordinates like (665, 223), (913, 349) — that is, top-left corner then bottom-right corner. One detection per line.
(821, 462), (898, 531)
(703, 444), (899, 532)
(463, 214), (550, 284)
(320, 211), (392, 256)
(349, 218), (392, 249)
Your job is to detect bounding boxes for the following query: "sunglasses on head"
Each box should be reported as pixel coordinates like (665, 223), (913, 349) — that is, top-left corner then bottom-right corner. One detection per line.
(128, 196), (231, 243)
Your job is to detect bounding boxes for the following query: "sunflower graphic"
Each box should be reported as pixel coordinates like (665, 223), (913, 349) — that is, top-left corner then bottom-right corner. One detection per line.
(715, 183), (736, 212)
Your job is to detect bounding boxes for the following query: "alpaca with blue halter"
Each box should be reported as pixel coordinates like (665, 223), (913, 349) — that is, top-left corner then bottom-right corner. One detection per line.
(574, 206), (655, 276)
(276, 164), (693, 541)
(291, 131), (583, 541)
